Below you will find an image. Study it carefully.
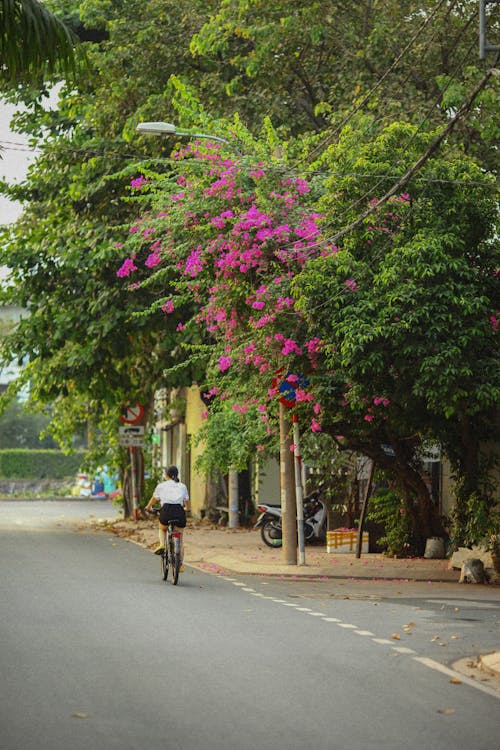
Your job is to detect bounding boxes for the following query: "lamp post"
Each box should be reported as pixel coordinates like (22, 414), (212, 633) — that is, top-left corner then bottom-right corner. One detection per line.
(136, 121), (241, 154)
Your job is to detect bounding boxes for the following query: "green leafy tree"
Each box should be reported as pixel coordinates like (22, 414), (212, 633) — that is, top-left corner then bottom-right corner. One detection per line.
(294, 118), (499, 544)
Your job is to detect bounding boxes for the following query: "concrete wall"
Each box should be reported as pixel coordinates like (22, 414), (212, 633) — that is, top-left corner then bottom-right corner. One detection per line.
(185, 385), (208, 517)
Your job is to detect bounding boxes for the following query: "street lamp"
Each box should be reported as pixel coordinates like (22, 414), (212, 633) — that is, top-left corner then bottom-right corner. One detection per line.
(136, 121), (241, 153)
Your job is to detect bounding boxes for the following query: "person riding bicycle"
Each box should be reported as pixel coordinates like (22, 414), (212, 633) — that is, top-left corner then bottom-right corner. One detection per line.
(145, 466), (190, 565)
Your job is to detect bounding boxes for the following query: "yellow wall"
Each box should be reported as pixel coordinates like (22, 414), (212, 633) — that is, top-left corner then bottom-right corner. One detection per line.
(185, 385), (208, 517)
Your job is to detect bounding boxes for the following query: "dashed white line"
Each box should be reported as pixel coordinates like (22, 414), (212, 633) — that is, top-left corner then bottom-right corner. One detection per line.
(221, 577), (500, 700)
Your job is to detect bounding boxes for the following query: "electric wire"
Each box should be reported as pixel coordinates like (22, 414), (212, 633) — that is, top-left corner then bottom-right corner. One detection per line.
(294, 0), (453, 166)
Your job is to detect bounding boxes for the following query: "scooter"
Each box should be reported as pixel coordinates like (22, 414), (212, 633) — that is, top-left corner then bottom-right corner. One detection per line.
(254, 491), (327, 548)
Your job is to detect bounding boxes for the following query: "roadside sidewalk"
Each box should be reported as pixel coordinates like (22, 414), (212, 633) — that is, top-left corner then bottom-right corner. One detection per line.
(103, 519), (495, 584)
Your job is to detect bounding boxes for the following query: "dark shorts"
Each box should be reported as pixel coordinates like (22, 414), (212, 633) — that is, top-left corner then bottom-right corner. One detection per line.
(159, 504), (186, 528)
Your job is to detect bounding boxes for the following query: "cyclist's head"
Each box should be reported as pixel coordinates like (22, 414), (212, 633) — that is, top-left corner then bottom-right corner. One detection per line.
(166, 465), (179, 482)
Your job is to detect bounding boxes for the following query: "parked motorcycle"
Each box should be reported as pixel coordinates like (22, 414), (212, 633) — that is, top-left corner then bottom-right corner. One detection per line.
(254, 491), (327, 548)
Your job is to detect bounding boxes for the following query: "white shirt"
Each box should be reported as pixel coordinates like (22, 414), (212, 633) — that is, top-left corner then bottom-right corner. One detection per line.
(153, 479), (189, 506)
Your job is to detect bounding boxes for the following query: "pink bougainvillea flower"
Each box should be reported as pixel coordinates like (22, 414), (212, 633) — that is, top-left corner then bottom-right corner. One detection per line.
(313, 403), (321, 415)
(161, 300), (174, 314)
(116, 258), (138, 277)
(310, 418), (322, 433)
(345, 279), (358, 292)
(364, 414), (375, 422)
(176, 322), (185, 332)
(130, 176), (147, 189)
(490, 315), (499, 332)
(218, 356), (232, 372)
(145, 251), (161, 268)
(295, 389), (313, 403)
(232, 403), (249, 414)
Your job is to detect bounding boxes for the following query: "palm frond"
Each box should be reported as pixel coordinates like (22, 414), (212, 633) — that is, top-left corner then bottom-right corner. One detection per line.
(0, 0), (78, 82)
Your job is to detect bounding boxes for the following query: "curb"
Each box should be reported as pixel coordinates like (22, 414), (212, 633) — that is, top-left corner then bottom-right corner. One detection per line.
(479, 652), (500, 680)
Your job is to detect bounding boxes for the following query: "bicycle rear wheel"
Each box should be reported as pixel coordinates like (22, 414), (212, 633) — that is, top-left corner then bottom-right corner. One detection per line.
(161, 549), (169, 581)
(171, 534), (181, 585)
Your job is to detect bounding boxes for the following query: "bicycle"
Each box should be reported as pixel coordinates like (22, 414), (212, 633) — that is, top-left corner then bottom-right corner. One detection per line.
(147, 509), (183, 585)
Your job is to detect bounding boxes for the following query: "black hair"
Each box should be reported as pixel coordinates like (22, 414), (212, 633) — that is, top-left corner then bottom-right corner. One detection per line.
(167, 465), (179, 482)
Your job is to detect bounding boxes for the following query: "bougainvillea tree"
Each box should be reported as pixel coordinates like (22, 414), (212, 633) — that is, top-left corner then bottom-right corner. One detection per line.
(116, 128), (331, 449)
(117, 117), (498, 548)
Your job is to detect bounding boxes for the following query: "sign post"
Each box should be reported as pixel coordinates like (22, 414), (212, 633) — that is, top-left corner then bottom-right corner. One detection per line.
(119, 405), (144, 521)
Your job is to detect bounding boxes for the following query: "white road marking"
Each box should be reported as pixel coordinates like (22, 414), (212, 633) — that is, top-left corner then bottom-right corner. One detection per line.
(413, 657), (500, 700)
(392, 647), (416, 654)
(337, 623), (358, 629)
(221, 578), (500, 701)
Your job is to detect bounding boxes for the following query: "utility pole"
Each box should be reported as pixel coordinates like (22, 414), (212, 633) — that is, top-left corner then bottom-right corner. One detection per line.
(280, 402), (297, 565)
(228, 469), (239, 528)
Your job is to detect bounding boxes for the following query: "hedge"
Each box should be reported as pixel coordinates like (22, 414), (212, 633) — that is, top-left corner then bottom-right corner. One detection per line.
(0, 450), (86, 479)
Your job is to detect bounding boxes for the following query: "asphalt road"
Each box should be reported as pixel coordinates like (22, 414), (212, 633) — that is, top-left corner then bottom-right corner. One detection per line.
(0, 504), (499, 750)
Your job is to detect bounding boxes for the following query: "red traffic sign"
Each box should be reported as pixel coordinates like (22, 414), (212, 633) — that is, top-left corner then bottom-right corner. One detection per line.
(120, 402), (145, 425)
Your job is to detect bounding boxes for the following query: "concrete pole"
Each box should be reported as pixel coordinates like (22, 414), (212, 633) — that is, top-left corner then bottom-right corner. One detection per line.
(292, 414), (305, 565)
(228, 468), (239, 528)
(280, 402), (297, 565)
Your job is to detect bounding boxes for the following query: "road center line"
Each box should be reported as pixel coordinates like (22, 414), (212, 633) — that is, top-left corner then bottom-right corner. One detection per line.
(372, 638), (394, 645)
(392, 646), (416, 654)
(354, 630), (375, 636)
(337, 623), (358, 629)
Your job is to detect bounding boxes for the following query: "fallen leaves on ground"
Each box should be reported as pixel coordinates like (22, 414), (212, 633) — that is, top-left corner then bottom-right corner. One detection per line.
(449, 678), (462, 684)
(71, 713), (89, 719)
(391, 633), (401, 640)
(437, 709), (455, 715)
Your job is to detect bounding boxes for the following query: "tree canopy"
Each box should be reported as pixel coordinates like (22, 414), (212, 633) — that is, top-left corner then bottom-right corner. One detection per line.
(0, 0), (498, 543)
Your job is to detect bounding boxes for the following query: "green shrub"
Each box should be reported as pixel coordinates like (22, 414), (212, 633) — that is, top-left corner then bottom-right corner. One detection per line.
(0, 450), (86, 479)
(367, 488), (412, 557)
